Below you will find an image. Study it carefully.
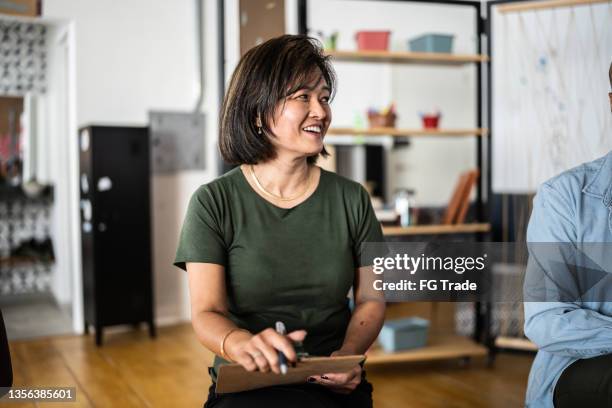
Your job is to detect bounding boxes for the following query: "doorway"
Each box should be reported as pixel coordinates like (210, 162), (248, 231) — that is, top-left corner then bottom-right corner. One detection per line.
(0, 16), (79, 340)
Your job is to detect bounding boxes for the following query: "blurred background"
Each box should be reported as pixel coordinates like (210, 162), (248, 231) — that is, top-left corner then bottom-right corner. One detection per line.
(0, 0), (610, 406)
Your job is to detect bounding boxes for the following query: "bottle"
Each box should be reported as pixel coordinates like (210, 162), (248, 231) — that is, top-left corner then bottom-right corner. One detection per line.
(394, 189), (415, 227)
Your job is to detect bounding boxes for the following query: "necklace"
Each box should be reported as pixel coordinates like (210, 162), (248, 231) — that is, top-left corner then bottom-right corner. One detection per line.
(249, 164), (313, 202)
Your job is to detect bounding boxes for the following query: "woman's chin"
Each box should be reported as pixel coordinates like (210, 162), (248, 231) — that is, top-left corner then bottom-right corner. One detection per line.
(294, 138), (323, 154)
(305, 143), (324, 156)
(282, 139), (324, 158)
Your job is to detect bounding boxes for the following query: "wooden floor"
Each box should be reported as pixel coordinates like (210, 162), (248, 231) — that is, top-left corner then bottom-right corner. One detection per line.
(3, 324), (533, 408)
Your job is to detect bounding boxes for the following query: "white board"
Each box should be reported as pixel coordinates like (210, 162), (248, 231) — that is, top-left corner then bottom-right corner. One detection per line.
(492, 2), (612, 193)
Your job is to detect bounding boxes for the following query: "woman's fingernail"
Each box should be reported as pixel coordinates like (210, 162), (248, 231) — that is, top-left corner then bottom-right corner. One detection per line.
(307, 377), (315, 383)
(321, 375), (328, 380)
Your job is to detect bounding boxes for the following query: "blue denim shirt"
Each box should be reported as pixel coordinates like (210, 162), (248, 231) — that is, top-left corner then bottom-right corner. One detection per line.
(524, 151), (612, 407)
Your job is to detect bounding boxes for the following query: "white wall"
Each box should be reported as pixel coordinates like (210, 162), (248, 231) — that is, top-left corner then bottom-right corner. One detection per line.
(43, 0), (222, 327)
(308, 0), (480, 206)
(45, 21), (74, 306)
(491, 1), (612, 193)
(38, 0), (484, 329)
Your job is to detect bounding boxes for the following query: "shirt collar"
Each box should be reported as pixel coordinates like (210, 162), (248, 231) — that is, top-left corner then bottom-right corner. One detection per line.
(583, 150), (612, 207)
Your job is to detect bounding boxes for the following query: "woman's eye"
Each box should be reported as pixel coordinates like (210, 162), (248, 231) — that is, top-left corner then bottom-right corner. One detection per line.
(321, 96), (330, 104)
(297, 94), (309, 101)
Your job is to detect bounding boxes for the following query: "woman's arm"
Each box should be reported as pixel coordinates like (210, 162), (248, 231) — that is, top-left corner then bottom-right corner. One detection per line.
(187, 262), (305, 374)
(310, 265), (385, 393)
(337, 265), (386, 354)
(187, 262), (244, 357)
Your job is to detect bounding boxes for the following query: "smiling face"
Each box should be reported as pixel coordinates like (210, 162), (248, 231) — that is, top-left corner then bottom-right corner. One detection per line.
(265, 70), (332, 161)
(220, 35), (337, 165)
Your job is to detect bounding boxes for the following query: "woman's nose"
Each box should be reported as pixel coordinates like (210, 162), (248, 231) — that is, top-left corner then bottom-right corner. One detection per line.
(309, 99), (328, 120)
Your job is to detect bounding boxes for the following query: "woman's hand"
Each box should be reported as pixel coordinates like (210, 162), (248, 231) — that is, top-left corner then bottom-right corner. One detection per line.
(307, 349), (362, 394)
(225, 328), (307, 374)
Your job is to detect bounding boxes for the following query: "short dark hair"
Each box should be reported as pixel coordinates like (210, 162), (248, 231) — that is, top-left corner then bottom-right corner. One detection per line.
(219, 35), (336, 165)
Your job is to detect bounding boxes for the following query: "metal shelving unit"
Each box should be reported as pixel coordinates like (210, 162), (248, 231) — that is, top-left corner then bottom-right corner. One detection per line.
(300, 0), (488, 237)
(299, 0), (490, 364)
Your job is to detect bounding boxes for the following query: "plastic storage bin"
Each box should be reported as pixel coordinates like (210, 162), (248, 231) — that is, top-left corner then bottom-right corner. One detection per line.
(356, 31), (391, 51)
(378, 317), (429, 352)
(408, 34), (454, 53)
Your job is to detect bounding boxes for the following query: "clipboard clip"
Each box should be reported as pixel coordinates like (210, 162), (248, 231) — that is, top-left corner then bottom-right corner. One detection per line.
(293, 340), (309, 361)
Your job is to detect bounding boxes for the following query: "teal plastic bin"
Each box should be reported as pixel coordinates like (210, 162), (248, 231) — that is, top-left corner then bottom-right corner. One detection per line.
(408, 34), (454, 53)
(378, 317), (429, 352)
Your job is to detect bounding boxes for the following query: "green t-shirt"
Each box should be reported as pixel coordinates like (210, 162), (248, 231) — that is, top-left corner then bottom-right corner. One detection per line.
(174, 166), (384, 378)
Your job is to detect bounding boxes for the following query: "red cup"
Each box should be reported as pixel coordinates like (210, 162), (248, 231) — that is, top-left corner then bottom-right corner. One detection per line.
(422, 115), (440, 129)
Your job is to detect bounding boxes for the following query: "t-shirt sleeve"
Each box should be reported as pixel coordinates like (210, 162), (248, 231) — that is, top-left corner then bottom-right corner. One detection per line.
(173, 186), (227, 271)
(353, 185), (386, 267)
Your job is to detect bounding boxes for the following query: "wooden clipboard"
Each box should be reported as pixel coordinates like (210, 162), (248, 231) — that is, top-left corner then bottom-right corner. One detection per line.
(215, 355), (365, 394)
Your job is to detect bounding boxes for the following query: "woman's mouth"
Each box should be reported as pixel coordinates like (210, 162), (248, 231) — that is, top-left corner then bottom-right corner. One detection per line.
(302, 125), (323, 136)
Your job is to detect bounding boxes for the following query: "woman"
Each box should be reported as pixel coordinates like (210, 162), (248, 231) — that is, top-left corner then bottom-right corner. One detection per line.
(174, 35), (386, 407)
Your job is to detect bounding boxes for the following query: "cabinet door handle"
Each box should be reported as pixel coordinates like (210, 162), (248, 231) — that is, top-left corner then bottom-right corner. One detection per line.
(97, 177), (113, 192)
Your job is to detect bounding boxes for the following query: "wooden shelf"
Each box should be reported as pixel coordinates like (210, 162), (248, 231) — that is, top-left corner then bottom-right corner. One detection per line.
(327, 127), (488, 138)
(0, 256), (54, 267)
(0, 13), (67, 26)
(0, 184), (54, 201)
(326, 50), (489, 65)
(495, 336), (537, 351)
(365, 334), (488, 365)
(497, 0), (607, 14)
(383, 223), (491, 236)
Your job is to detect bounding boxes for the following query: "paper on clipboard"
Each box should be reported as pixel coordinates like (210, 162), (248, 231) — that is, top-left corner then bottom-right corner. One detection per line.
(215, 355), (365, 394)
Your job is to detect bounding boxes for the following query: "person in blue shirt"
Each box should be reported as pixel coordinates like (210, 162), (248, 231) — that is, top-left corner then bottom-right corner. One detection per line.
(523, 62), (612, 407)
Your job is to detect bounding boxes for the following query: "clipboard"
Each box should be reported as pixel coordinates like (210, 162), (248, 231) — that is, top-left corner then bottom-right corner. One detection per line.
(215, 355), (365, 394)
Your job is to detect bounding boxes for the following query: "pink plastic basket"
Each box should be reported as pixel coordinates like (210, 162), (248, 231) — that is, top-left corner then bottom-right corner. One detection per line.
(356, 31), (390, 51)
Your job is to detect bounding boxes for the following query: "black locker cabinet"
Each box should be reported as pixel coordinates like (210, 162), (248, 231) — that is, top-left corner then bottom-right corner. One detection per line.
(79, 125), (155, 346)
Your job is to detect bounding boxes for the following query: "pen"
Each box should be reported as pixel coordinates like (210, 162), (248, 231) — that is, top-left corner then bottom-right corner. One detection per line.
(275, 321), (288, 375)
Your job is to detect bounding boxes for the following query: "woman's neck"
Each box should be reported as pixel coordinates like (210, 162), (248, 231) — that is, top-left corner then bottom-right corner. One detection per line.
(250, 158), (312, 199)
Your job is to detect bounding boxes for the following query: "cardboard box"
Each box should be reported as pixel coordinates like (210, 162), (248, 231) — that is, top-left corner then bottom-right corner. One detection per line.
(0, 0), (40, 17)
